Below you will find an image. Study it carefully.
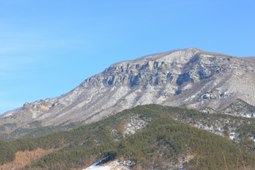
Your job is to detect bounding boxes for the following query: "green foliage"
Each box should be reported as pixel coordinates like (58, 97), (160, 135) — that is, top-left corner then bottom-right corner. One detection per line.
(0, 141), (15, 165)
(1, 105), (255, 169)
(237, 123), (255, 152)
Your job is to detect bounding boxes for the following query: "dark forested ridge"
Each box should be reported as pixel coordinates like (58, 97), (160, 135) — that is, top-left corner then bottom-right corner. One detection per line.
(1, 105), (255, 169)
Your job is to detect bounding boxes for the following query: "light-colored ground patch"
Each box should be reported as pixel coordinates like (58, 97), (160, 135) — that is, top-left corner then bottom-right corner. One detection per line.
(84, 160), (130, 170)
(123, 114), (149, 137)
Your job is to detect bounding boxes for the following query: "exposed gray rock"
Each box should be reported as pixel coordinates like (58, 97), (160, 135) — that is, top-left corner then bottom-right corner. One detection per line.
(123, 114), (149, 137)
(1, 48), (255, 136)
(223, 99), (255, 118)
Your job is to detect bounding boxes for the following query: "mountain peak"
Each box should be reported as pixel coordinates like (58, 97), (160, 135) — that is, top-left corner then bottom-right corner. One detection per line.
(1, 48), (255, 139)
(112, 48), (202, 65)
(113, 48), (232, 69)
(143, 48), (200, 60)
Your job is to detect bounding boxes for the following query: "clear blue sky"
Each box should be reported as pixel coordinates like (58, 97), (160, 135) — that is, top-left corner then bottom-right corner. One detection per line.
(0, 0), (255, 114)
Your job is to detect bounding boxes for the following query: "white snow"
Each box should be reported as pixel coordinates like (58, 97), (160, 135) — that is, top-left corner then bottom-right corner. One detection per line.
(84, 165), (111, 170)
(2, 112), (14, 118)
(229, 132), (237, 140)
(83, 160), (130, 170)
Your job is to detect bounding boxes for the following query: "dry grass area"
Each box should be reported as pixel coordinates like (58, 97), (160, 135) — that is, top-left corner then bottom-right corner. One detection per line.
(0, 148), (55, 170)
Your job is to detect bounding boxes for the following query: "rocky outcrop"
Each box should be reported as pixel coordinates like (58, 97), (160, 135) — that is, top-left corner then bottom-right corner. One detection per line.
(1, 48), (255, 135)
(223, 99), (255, 118)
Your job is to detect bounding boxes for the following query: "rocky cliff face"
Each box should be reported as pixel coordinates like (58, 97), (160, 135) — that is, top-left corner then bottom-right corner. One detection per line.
(1, 48), (255, 134)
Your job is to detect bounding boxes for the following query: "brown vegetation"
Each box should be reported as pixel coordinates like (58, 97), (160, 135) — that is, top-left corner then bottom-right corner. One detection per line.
(0, 148), (55, 170)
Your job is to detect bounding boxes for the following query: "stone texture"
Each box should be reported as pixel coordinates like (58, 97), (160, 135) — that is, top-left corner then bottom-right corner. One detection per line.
(0, 48), (255, 134)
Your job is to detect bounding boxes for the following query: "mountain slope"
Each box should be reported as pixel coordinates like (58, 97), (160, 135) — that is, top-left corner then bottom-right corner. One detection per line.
(1, 105), (255, 170)
(223, 99), (255, 118)
(1, 48), (255, 137)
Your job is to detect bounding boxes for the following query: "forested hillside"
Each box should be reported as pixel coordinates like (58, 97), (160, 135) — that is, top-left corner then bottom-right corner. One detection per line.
(1, 105), (255, 170)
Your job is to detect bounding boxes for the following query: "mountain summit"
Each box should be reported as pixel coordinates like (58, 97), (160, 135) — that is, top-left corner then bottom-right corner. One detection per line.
(1, 48), (255, 137)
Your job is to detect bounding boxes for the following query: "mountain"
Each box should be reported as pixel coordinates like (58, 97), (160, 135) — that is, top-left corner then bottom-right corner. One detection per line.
(1, 105), (255, 170)
(1, 48), (255, 138)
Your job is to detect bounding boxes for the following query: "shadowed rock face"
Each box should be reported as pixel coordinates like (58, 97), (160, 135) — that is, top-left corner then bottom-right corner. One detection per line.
(1, 48), (255, 134)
